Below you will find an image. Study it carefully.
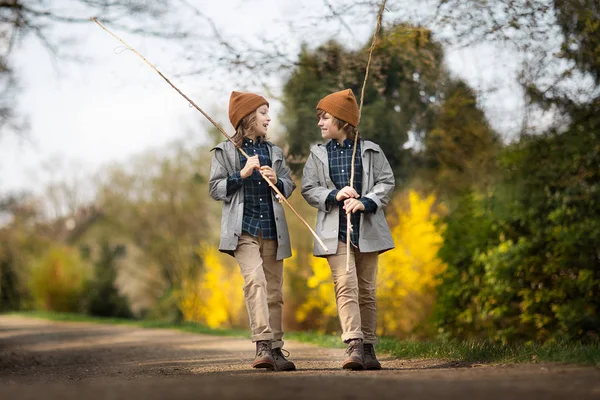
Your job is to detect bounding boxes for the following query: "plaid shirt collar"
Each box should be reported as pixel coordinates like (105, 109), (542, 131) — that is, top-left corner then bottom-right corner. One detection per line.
(242, 136), (267, 147)
(326, 138), (355, 150)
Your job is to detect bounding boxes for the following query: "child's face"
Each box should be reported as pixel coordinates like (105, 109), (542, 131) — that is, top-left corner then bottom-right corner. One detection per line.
(253, 105), (271, 137)
(318, 112), (345, 142)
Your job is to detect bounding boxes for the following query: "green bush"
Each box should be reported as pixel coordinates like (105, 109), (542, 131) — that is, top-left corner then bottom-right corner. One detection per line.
(83, 241), (132, 319)
(29, 246), (90, 312)
(433, 191), (500, 340)
(434, 108), (600, 343)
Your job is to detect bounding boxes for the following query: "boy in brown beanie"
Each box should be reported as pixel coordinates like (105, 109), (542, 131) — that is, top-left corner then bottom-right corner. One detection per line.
(209, 91), (296, 371)
(301, 89), (395, 370)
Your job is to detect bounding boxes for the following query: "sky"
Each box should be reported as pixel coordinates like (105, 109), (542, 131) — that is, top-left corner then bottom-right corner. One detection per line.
(0, 0), (526, 196)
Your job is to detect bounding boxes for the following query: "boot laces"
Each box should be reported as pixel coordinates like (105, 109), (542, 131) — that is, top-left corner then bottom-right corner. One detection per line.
(257, 341), (271, 356)
(273, 347), (291, 360)
(345, 340), (361, 356)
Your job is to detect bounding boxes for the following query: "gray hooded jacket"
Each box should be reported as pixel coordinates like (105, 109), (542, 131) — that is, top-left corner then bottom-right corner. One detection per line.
(209, 140), (296, 260)
(301, 139), (395, 257)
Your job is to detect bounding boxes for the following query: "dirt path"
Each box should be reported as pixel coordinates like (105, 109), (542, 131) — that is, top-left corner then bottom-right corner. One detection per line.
(1, 315), (598, 399)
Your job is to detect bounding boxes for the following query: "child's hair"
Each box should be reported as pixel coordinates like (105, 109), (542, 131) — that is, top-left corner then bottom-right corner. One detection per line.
(232, 110), (269, 148)
(316, 109), (358, 141)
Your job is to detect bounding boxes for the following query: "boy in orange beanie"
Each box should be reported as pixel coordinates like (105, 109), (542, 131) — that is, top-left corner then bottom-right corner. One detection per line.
(301, 89), (395, 370)
(209, 91), (296, 371)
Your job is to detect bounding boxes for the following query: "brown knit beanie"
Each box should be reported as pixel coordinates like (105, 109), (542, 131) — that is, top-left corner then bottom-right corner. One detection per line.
(316, 89), (359, 127)
(228, 91), (269, 129)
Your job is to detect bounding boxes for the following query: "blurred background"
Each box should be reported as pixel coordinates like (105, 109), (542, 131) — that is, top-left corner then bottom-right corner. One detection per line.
(0, 0), (598, 344)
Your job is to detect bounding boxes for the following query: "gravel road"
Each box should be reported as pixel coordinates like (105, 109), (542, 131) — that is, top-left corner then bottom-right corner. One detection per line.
(1, 315), (598, 399)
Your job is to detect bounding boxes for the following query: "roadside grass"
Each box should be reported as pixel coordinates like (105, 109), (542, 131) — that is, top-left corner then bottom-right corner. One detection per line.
(7, 311), (599, 366)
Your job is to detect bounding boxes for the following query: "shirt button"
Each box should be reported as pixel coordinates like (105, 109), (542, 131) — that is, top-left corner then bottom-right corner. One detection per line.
(260, 215), (263, 218)
(341, 169), (344, 172)
(260, 198), (262, 201)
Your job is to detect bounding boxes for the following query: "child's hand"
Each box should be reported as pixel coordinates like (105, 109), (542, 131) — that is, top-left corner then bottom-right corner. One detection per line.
(336, 186), (360, 201)
(260, 165), (278, 185)
(343, 198), (365, 214)
(241, 156), (260, 178)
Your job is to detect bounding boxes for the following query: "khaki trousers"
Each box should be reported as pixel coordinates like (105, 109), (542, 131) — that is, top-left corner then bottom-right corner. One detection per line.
(234, 233), (285, 349)
(326, 241), (379, 344)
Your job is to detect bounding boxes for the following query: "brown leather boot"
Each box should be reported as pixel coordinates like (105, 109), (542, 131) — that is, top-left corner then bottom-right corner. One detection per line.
(252, 340), (275, 369)
(342, 338), (364, 370)
(363, 343), (382, 370)
(272, 347), (296, 371)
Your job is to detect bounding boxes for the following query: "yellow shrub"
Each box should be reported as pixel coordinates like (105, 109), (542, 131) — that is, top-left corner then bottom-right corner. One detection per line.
(377, 190), (446, 337)
(294, 190), (446, 337)
(178, 244), (245, 328)
(295, 255), (337, 330)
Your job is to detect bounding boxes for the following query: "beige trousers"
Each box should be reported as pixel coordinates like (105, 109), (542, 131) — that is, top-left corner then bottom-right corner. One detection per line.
(234, 233), (285, 349)
(326, 241), (379, 344)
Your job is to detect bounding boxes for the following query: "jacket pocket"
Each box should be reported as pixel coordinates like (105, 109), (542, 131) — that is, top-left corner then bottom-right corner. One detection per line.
(362, 210), (387, 239)
(317, 209), (340, 239)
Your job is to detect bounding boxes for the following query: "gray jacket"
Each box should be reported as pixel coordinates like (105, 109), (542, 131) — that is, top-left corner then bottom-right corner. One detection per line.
(209, 140), (296, 260)
(301, 139), (395, 257)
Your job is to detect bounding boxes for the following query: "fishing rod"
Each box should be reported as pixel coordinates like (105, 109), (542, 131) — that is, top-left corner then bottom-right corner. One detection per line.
(91, 17), (329, 253)
(345, 0), (387, 271)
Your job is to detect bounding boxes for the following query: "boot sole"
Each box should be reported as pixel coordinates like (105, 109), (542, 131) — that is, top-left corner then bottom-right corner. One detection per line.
(342, 360), (364, 370)
(252, 358), (275, 369)
(365, 363), (382, 370)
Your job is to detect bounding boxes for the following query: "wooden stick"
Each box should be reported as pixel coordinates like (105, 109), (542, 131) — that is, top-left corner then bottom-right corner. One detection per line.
(90, 17), (328, 253)
(346, 0), (387, 272)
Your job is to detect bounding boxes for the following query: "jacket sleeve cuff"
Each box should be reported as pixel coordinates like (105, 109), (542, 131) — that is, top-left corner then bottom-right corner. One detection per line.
(226, 171), (243, 196)
(275, 178), (285, 193)
(360, 197), (378, 213)
(326, 190), (339, 206)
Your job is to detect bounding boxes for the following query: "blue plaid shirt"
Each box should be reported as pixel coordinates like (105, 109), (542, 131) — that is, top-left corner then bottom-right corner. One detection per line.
(325, 139), (377, 246)
(226, 137), (283, 240)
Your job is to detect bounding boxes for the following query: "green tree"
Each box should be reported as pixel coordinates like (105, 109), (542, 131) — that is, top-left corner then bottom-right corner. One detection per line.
(83, 240), (132, 318)
(435, 104), (600, 343)
(433, 191), (500, 340)
(553, 0), (600, 86)
(422, 80), (500, 200)
(0, 193), (48, 311)
(96, 143), (215, 320)
(434, 0), (599, 113)
(29, 245), (90, 312)
(432, 0), (600, 343)
(281, 24), (445, 181)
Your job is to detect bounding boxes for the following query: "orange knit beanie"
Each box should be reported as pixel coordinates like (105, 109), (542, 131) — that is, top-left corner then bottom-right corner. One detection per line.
(316, 89), (359, 127)
(228, 91), (269, 129)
